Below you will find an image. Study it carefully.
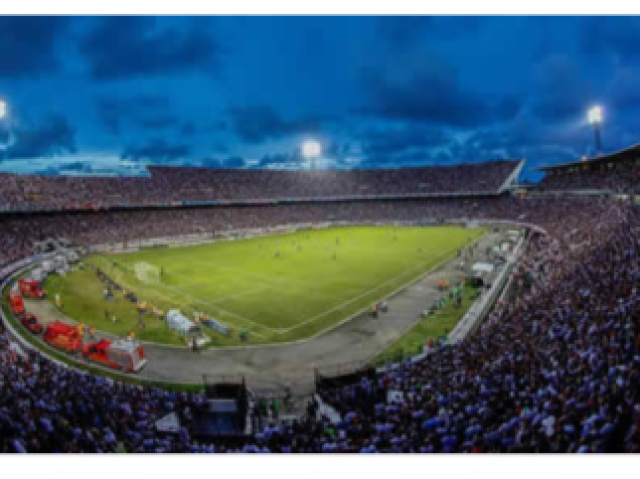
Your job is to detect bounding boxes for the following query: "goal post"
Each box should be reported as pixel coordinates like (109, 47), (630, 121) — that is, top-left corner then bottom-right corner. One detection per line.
(134, 262), (161, 284)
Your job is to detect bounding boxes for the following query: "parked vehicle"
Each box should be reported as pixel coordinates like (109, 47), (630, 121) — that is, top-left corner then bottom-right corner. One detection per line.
(82, 339), (147, 373)
(43, 321), (82, 353)
(21, 313), (44, 334)
(9, 292), (25, 317)
(19, 278), (47, 298)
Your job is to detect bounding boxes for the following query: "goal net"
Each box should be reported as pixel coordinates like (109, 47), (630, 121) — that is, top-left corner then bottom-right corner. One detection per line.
(134, 262), (161, 284)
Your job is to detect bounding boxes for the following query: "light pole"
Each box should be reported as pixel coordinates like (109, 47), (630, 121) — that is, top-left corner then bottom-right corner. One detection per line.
(302, 139), (321, 171)
(588, 105), (603, 157)
(0, 99), (8, 162)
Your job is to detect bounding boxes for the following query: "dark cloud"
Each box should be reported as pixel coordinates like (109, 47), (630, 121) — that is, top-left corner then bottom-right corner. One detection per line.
(377, 16), (485, 51)
(465, 114), (585, 153)
(121, 139), (190, 162)
(360, 124), (450, 159)
(34, 161), (94, 176)
(606, 67), (640, 110)
(180, 121), (198, 137)
(358, 57), (518, 128)
(1, 114), (76, 158)
(455, 115), (585, 178)
(325, 142), (354, 160)
(170, 119), (227, 138)
(79, 17), (223, 81)
(96, 95), (177, 135)
(251, 148), (308, 169)
(0, 16), (71, 79)
(228, 105), (286, 143)
(227, 105), (329, 144)
(530, 55), (595, 123)
(199, 156), (245, 169)
(581, 16), (640, 62)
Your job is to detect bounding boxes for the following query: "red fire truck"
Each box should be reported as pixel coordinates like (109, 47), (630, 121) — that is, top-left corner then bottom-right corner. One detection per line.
(81, 339), (147, 373)
(43, 321), (83, 353)
(19, 278), (47, 299)
(21, 313), (44, 334)
(9, 292), (25, 317)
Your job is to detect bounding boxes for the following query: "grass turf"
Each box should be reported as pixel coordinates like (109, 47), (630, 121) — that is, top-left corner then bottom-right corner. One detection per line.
(44, 225), (484, 347)
(374, 284), (478, 364)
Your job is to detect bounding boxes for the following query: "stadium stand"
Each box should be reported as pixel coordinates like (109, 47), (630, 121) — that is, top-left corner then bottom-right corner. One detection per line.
(2, 163), (640, 452)
(539, 143), (640, 194)
(0, 160), (521, 211)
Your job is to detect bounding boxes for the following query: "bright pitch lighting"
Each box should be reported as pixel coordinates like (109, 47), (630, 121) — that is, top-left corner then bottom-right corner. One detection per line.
(588, 105), (603, 124)
(0, 100), (6, 119)
(302, 139), (321, 158)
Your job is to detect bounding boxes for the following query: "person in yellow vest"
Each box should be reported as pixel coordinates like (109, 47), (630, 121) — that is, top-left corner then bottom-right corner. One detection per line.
(78, 323), (85, 337)
(89, 325), (95, 340)
(129, 331), (136, 341)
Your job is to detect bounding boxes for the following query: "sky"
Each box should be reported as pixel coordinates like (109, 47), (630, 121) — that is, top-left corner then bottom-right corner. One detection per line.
(1, 15), (640, 181)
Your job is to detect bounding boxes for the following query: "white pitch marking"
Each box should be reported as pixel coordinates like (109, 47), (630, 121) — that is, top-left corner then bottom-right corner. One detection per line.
(278, 244), (463, 334)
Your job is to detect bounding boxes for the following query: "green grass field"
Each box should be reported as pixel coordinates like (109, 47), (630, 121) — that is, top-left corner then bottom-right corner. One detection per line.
(44, 225), (483, 346)
(375, 284), (478, 364)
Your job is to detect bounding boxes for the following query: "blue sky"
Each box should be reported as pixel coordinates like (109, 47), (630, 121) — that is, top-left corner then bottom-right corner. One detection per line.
(1, 15), (639, 180)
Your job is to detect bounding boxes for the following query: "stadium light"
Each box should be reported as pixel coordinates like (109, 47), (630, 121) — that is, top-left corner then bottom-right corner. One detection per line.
(0, 99), (8, 161)
(588, 105), (602, 125)
(302, 139), (321, 170)
(587, 105), (603, 156)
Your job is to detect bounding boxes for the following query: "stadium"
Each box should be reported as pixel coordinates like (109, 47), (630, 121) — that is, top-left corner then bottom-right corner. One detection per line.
(1, 14), (640, 457)
(2, 151), (640, 453)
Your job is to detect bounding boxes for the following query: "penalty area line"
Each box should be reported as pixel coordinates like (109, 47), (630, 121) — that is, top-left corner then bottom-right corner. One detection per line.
(92, 256), (272, 338)
(149, 280), (276, 335)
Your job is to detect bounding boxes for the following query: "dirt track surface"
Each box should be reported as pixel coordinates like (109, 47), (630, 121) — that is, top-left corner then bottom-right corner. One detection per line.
(25, 232), (502, 394)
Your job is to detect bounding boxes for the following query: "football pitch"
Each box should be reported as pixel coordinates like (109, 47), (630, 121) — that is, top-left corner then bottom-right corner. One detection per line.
(44, 225), (484, 346)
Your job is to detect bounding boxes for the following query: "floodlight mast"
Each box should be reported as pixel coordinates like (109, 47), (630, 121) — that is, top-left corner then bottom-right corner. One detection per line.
(588, 105), (603, 157)
(302, 140), (321, 171)
(0, 99), (8, 161)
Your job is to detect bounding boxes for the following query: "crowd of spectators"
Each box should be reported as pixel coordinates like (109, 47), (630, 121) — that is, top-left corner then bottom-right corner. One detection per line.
(0, 161), (519, 211)
(0, 332), (213, 453)
(540, 162), (640, 194)
(312, 197), (640, 452)
(0, 195), (574, 269)
(2, 170), (640, 451)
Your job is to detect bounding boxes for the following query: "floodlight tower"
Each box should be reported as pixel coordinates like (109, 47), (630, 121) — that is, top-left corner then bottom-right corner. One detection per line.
(588, 105), (603, 157)
(302, 139), (321, 171)
(0, 99), (8, 161)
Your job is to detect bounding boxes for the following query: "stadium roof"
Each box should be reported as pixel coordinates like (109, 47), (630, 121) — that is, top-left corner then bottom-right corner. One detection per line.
(537, 141), (640, 172)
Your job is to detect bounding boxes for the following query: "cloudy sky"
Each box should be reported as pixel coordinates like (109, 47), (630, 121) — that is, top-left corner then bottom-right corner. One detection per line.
(0, 15), (639, 180)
